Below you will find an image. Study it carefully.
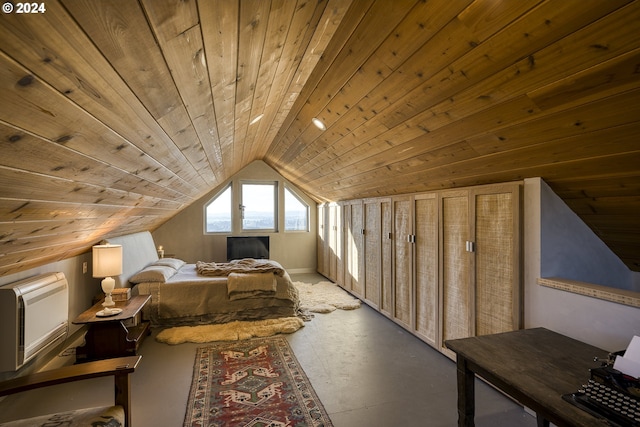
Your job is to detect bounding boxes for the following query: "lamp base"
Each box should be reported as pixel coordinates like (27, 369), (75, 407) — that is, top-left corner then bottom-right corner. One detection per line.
(96, 307), (123, 317)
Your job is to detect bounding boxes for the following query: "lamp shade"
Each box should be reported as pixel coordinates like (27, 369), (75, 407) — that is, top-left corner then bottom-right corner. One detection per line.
(92, 244), (123, 278)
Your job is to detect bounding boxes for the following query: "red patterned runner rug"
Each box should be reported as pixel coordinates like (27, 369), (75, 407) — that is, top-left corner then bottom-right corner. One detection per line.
(184, 336), (333, 427)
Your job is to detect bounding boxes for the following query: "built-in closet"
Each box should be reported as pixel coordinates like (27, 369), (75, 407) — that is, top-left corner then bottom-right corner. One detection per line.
(317, 181), (522, 357)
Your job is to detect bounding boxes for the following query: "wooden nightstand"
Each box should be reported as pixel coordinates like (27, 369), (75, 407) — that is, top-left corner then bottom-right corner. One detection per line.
(73, 295), (151, 363)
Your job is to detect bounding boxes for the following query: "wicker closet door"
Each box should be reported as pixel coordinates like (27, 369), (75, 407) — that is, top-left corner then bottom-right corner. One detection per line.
(342, 203), (352, 292)
(317, 205), (327, 277)
(440, 191), (472, 351)
(335, 203), (344, 287)
(350, 201), (365, 298)
(393, 196), (412, 328)
(364, 200), (381, 308)
(380, 199), (393, 317)
(328, 204), (338, 282)
(473, 185), (521, 336)
(414, 194), (438, 346)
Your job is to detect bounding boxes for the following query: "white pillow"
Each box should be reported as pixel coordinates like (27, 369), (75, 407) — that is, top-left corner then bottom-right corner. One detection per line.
(129, 265), (177, 283)
(153, 258), (186, 270)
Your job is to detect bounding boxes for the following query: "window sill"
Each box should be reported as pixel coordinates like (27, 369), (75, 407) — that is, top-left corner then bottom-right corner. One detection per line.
(537, 277), (640, 308)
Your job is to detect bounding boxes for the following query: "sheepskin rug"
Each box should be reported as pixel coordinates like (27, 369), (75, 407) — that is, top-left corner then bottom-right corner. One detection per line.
(155, 317), (304, 345)
(294, 280), (361, 313)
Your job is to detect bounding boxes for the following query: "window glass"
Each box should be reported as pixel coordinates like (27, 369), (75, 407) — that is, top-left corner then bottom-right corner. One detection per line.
(241, 183), (276, 231)
(205, 184), (232, 233)
(284, 187), (309, 231)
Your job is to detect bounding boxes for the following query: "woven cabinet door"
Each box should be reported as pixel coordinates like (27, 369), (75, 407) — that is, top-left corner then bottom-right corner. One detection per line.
(317, 204), (328, 277)
(342, 203), (352, 292)
(380, 199), (393, 318)
(335, 203), (345, 287)
(440, 190), (472, 355)
(393, 196), (413, 329)
(349, 200), (365, 298)
(414, 193), (438, 347)
(364, 199), (382, 308)
(473, 184), (521, 336)
(328, 204), (339, 282)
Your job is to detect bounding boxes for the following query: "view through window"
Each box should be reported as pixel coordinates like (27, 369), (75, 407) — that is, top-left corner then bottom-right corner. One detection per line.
(205, 184), (231, 232)
(205, 182), (309, 233)
(241, 183), (276, 231)
(284, 187), (309, 231)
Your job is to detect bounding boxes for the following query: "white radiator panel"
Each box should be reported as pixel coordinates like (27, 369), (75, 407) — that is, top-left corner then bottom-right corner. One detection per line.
(0, 272), (69, 372)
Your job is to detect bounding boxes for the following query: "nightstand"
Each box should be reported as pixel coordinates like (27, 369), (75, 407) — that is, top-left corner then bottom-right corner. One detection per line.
(73, 294), (151, 363)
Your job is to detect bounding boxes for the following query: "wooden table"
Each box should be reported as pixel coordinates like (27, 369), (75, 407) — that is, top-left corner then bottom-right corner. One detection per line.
(73, 295), (151, 363)
(445, 328), (612, 427)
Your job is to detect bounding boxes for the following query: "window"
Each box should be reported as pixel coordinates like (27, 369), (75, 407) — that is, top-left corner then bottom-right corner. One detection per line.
(205, 184), (232, 233)
(241, 182), (276, 231)
(284, 187), (309, 231)
(204, 180), (310, 234)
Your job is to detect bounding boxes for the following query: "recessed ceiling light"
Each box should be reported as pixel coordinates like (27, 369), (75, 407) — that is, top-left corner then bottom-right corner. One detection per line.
(312, 117), (326, 131)
(250, 114), (263, 125)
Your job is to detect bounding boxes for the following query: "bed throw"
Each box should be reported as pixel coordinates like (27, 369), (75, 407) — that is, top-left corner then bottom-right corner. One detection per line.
(196, 259), (285, 277)
(227, 272), (277, 301)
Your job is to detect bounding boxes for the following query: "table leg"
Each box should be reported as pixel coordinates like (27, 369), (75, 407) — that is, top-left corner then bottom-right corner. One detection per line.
(456, 355), (475, 427)
(536, 414), (550, 427)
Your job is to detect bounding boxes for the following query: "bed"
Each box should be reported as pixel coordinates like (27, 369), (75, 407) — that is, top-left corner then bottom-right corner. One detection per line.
(103, 232), (299, 326)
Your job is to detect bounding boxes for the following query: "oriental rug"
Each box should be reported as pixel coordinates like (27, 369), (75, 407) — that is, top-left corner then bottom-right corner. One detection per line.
(184, 336), (333, 427)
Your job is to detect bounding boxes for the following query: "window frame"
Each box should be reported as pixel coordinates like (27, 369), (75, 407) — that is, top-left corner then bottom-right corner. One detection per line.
(203, 183), (233, 234)
(284, 185), (310, 232)
(240, 181), (278, 233)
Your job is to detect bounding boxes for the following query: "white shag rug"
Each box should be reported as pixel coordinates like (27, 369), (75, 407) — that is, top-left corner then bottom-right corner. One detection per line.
(294, 280), (361, 313)
(155, 317), (304, 345)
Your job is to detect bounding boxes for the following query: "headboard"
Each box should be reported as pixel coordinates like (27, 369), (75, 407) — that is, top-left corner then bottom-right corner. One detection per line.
(104, 231), (159, 288)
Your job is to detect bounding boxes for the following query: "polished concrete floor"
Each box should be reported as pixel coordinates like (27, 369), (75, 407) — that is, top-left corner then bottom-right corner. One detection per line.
(0, 274), (537, 426)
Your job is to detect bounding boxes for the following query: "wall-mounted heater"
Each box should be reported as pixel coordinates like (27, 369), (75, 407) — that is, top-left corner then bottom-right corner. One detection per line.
(0, 272), (69, 372)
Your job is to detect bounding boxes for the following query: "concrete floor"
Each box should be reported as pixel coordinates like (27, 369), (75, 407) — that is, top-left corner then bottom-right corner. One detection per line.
(0, 273), (537, 426)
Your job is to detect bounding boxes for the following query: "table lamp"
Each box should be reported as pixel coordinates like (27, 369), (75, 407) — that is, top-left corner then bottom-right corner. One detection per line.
(92, 244), (123, 316)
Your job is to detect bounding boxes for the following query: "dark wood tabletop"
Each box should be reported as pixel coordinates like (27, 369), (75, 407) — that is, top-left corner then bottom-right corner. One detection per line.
(73, 294), (151, 324)
(446, 327), (612, 427)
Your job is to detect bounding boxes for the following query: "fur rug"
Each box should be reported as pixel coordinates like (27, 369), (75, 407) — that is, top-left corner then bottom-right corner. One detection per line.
(294, 280), (361, 313)
(155, 317), (304, 345)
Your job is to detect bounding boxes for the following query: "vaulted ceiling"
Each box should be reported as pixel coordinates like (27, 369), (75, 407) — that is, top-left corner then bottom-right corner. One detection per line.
(1, 0), (639, 276)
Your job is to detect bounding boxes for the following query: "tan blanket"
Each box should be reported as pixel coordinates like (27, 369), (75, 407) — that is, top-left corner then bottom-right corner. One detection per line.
(196, 258), (285, 277)
(227, 272), (277, 300)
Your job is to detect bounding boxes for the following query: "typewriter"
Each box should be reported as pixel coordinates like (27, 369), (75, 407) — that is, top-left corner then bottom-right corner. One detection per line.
(563, 351), (640, 427)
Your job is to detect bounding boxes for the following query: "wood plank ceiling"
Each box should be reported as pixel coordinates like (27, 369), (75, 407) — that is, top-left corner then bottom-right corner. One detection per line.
(1, 0), (639, 276)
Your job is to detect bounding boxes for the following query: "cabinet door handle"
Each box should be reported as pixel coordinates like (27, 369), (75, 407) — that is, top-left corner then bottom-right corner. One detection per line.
(466, 241), (475, 252)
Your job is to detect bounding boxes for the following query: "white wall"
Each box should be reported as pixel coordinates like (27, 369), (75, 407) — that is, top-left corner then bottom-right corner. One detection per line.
(524, 178), (640, 351)
(152, 160), (318, 273)
(0, 253), (100, 379)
